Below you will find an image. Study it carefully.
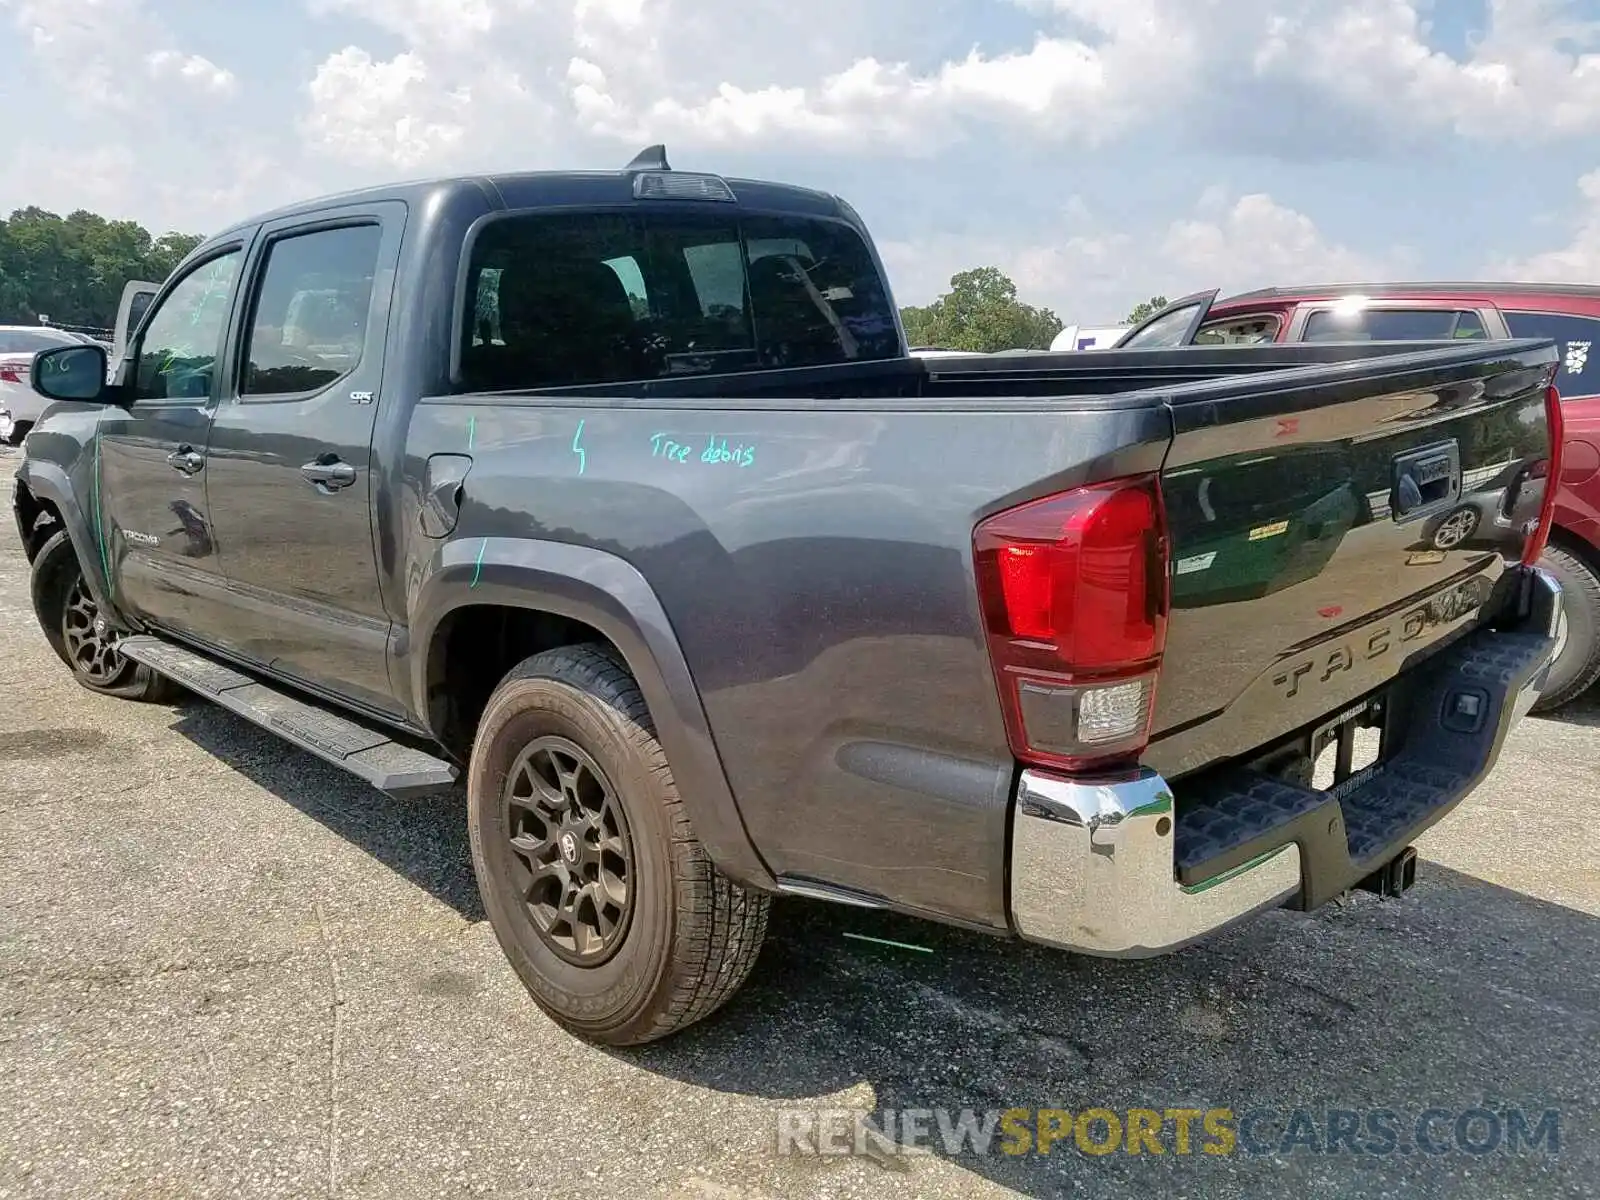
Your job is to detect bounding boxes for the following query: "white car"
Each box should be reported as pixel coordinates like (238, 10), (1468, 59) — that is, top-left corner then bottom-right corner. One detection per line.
(0, 325), (94, 445)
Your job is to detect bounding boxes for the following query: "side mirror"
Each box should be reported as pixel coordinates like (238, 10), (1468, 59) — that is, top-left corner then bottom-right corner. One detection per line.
(32, 345), (110, 403)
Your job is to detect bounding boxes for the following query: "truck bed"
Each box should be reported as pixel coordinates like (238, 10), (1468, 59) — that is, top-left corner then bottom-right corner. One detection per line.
(408, 337), (1559, 930)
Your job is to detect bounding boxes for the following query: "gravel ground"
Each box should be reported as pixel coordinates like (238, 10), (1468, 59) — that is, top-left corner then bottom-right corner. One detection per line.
(1, 451), (1596, 1199)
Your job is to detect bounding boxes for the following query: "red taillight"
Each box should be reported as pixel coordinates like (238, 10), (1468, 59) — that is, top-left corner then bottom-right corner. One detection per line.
(0, 362), (26, 385)
(1522, 383), (1565, 566)
(974, 476), (1170, 771)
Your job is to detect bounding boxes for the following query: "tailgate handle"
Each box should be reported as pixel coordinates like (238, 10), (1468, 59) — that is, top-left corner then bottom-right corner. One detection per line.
(1391, 441), (1461, 521)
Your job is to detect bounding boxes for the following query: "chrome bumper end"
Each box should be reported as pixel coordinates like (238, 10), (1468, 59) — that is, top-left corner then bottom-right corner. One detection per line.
(1010, 769), (1302, 958)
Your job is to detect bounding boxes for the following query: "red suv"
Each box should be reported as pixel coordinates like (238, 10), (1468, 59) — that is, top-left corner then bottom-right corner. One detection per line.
(1117, 283), (1600, 711)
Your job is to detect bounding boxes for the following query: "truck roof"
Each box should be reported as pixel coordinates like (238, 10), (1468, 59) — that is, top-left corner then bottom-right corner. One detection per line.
(209, 146), (852, 242)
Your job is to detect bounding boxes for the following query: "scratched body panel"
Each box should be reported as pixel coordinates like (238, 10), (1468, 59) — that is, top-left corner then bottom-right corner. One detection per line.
(402, 397), (1168, 925)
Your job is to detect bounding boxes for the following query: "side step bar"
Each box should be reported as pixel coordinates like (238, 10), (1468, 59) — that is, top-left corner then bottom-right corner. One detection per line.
(118, 635), (458, 800)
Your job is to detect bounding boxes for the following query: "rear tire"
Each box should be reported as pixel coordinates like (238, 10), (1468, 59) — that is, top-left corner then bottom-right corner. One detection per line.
(467, 645), (769, 1045)
(29, 530), (180, 702)
(1532, 542), (1600, 712)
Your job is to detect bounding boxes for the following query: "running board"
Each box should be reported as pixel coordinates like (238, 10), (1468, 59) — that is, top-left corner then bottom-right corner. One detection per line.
(117, 635), (458, 799)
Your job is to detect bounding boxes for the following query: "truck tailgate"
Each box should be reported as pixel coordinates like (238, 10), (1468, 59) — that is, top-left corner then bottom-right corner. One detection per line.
(1146, 340), (1559, 779)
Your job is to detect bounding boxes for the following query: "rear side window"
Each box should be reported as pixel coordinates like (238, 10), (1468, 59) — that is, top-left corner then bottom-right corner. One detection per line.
(1503, 310), (1600, 397)
(459, 211), (900, 391)
(1302, 307), (1488, 341)
(241, 224), (383, 397)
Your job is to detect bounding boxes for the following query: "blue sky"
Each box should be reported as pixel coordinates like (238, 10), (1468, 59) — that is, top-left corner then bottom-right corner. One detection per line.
(3, 0), (1599, 324)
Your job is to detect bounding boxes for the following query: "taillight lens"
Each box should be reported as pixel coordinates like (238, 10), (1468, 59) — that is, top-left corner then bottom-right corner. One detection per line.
(974, 476), (1170, 771)
(1522, 383), (1565, 566)
(0, 361), (27, 385)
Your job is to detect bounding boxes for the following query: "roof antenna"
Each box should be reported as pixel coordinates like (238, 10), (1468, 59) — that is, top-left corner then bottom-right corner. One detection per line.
(625, 144), (670, 172)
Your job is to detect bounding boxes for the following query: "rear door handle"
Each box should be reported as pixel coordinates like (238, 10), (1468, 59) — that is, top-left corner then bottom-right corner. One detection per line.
(301, 456), (357, 492)
(166, 446), (204, 475)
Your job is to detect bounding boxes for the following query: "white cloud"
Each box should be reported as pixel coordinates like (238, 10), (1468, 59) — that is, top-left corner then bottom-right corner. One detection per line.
(145, 49), (235, 95)
(303, 49), (472, 170)
(1492, 168), (1600, 282)
(5, 0), (239, 110)
(884, 189), (1405, 322)
(308, 0), (497, 51)
(548, 0), (1600, 155)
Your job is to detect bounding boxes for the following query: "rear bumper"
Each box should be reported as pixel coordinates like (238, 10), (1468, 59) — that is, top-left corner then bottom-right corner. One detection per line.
(1009, 566), (1563, 957)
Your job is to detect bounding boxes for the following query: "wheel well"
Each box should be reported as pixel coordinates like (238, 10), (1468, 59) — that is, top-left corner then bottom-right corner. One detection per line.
(426, 605), (625, 762)
(15, 485), (62, 565)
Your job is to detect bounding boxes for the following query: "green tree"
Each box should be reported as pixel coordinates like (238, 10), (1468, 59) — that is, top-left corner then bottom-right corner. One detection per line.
(1124, 295), (1170, 325)
(0, 208), (204, 330)
(899, 266), (1063, 353)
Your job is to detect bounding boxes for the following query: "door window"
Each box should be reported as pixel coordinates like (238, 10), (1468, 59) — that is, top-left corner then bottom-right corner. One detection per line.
(241, 224), (383, 397)
(1118, 302), (1205, 349)
(133, 251), (243, 402)
(1503, 311), (1600, 398)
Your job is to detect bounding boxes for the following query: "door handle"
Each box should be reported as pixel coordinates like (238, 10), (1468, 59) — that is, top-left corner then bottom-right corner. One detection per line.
(301, 456), (357, 492)
(166, 446), (204, 475)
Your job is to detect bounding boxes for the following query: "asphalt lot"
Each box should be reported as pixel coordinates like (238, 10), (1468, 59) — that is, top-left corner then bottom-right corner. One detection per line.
(1, 450), (1596, 1199)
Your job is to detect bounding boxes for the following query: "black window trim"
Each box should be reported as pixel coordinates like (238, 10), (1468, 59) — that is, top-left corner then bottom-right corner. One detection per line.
(129, 240), (249, 410)
(447, 203), (889, 393)
(231, 215), (387, 406)
(1502, 307), (1600, 399)
(1290, 301), (1500, 343)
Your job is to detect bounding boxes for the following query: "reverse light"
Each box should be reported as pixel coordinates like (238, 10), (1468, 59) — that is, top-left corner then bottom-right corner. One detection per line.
(1522, 382), (1565, 566)
(974, 476), (1170, 771)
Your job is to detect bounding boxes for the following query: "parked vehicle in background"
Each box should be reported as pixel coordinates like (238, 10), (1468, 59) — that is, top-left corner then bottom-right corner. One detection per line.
(1117, 283), (1600, 711)
(110, 281), (161, 364)
(0, 324), (96, 444)
(1049, 323), (1130, 351)
(13, 153), (1565, 1048)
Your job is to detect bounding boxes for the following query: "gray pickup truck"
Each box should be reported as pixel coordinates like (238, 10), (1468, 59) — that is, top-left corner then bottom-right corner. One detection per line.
(15, 147), (1567, 1046)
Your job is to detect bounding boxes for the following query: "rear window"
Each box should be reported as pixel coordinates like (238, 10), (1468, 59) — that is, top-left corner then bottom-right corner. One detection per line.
(1503, 310), (1600, 398)
(459, 211), (900, 390)
(0, 328), (76, 355)
(1302, 307), (1488, 342)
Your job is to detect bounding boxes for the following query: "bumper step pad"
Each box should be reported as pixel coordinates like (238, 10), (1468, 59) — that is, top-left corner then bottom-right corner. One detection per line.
(117, 636), (457, 799)
(1173, 629), (1552, 910)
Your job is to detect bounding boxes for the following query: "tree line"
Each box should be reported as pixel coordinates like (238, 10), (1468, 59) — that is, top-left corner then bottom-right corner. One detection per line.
(899, 267), (1172, 353)
(0, 208), (202, 331)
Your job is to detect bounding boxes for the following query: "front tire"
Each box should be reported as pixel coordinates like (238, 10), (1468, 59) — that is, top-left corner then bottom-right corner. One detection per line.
(29, 530), (179, 702)
(1532, 542), (1600, 712)
(467, 645), (769, 1045)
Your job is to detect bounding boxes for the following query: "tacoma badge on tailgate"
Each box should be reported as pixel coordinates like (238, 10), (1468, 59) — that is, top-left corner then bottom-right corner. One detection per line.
(1272, 574), (1494, 699)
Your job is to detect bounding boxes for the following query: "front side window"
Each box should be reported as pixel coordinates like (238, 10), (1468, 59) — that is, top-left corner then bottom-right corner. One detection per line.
(134, 251), (243, 402)
(1504, 310), (1600, 398)
(458, 210), (900, 391)
(1303, 307), (1488, 342)
(242, 224), (382, 397)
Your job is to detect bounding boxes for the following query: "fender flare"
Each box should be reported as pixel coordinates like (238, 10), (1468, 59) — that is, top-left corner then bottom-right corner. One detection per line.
(14, 458), (125, 621)
(408, 536), (777, 891)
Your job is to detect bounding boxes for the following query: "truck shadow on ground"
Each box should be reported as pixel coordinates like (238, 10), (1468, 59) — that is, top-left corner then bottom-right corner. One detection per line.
(165, 698), (1595, 1197)
(166, 700), (484, 922)
(622, 874), (1597, 1195)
